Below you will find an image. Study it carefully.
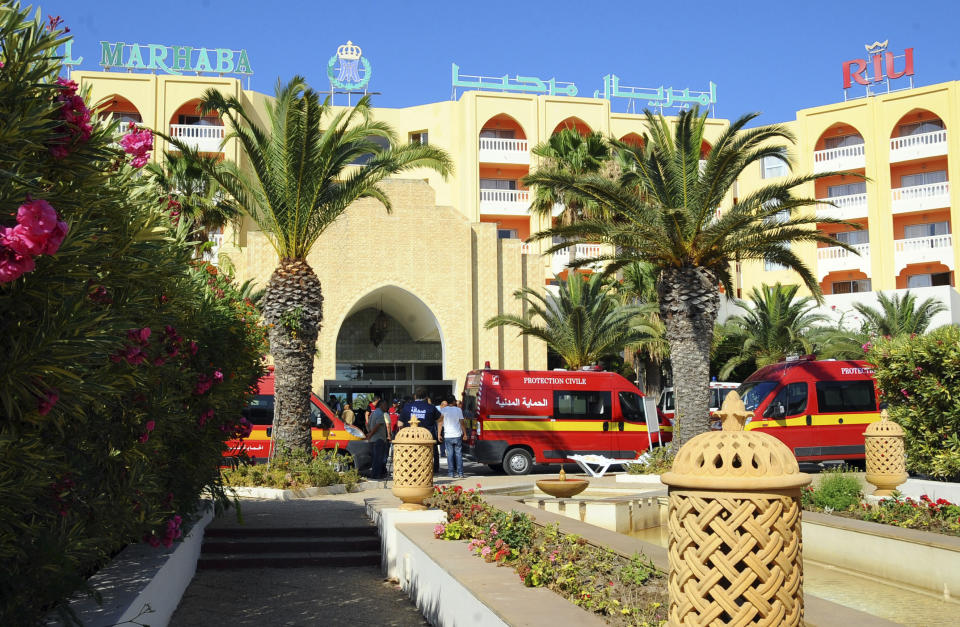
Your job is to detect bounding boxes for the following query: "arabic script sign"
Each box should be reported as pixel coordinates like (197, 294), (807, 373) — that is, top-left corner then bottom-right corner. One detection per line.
(99, 41), (252, 75)
(843, 40), (913, 95)
(328, 41), (371, 91)
(594, 75), (716, 111)
(452, 63), (577, 97)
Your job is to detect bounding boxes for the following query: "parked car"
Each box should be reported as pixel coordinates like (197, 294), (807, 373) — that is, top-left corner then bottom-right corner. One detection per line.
(224, 370), (371, 470)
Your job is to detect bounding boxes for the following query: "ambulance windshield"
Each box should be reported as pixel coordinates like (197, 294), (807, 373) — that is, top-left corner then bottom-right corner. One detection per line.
(737, 381), (777, 411)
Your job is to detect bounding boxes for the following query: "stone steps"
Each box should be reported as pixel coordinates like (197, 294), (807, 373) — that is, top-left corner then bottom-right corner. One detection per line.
(198, 526), (381, 570)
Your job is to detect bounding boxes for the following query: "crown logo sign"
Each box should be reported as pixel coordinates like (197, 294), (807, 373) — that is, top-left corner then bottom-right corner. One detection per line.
(337, 41), (362, 61)
(865, 40), (889, 54)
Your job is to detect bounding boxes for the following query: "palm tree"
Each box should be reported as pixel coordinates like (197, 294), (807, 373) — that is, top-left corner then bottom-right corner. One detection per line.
(167, 79), (452, 458)
(485, 272), (656, 370)
(525, 107), (855, 446)
(717, 283), (829, 378)
(618, 262), (669, 397)
(525, 127), (610, 224)
(852, 290), (946, 337)
(147, 151), (241, 257)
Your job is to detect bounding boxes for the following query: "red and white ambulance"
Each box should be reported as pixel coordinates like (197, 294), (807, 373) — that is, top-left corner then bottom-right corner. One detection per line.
(736, 357), (882, 461)
(224, 371), (371, 469)
(462, 369), (671, 475)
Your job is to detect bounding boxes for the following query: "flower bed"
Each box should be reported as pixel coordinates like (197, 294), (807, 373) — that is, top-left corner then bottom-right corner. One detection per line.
(426, 485), (667, 626)
(222, 449), (360, 490)
(802, 470), (960, 536)
(623, 447), (673, 475)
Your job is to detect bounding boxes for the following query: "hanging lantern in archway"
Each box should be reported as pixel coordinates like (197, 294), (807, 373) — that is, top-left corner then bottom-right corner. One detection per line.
(369, 309), (389, 347)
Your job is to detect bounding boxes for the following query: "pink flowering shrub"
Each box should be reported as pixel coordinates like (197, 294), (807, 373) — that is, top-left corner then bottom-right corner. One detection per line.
(0, 10), (266, 623)
(867, 325), (960, 478)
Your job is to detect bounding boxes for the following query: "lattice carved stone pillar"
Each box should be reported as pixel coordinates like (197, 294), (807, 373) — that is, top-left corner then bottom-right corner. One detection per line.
(391, 416), (436, 511)
(864, 409), (908, 497)
(661, 391), (811, 626)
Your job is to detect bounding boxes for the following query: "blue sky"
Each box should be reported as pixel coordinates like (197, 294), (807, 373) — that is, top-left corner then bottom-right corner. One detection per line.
(41, 0), (960, 125)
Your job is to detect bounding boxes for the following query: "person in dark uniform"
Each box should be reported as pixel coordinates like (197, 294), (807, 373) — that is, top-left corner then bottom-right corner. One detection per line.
(399, 388), (441, 472)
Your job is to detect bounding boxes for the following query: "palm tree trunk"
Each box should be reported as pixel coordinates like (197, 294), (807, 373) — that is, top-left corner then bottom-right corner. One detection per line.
(644, 358), (662, 400)
(658, 266), (719, 447)
(262, 259), (324, 460)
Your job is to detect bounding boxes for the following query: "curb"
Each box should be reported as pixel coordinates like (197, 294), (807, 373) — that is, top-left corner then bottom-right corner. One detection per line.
(230, 479), (390, 500)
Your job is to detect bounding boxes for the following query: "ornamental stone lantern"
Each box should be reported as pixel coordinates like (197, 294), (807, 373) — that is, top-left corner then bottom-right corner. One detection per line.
(661, 391), (811, 627)
(864, 409), (908, 497)
(391, 416), (436, 511)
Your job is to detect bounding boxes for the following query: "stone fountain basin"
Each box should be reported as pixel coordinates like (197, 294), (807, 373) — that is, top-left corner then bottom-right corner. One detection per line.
(536, 478), (589, 498)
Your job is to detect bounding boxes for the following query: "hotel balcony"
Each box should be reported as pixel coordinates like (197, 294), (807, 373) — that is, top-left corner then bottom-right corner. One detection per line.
(169, 124), (225, 153)
(816, 192), (868, 221)
(816, 243), (870, 281)
(894, 234), (954, 274)
(813, 144), (865, 174)
(551, 243), (603, 275)
(478, 137), (529, 164)
(479, 188), (530, 216)
(890, 181), (950, 214)
(890, 129), (948, 163)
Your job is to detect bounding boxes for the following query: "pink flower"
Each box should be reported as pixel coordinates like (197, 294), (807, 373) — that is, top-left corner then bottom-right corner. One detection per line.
(16, 199), (58, 236)
(41, 220), (69, 255)
(131, 155), (149, 169)
(37, 389), (59, 415)
(198, 408), (214, 426)
(1, 225), (46, 256)
(481, 546), (491, 557)
(433, 523), (445, 537)
(0, 247), (36, 282)
(188, 341), (198, 356)
(213, 370), (224, 383)
(145, 420), (155, 432)
(120, 127), (153, 168)
(900, 388), (910, 398)
(861, 342), (872, 353)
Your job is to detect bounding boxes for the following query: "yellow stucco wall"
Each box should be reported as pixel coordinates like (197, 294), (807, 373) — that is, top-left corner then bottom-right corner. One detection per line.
(72, 68), (960, 385)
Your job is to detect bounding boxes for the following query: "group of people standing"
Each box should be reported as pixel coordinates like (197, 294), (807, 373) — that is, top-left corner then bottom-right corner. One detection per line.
(331, 389), (466, 480)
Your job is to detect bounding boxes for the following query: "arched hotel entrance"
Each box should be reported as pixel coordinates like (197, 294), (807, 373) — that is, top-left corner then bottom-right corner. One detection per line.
(325, 286), (454, 409)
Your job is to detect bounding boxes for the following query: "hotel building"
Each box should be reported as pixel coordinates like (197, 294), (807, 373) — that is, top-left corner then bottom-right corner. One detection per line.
(71, 55), (960, 402)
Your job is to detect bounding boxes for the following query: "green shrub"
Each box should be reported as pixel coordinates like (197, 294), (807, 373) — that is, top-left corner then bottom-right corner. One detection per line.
(867, 326), (960, 478)
(222, 448), (359, 489)
(0, 7), (266, 622)
(624, 446), (674, 475)
(803, 469), (862, 511)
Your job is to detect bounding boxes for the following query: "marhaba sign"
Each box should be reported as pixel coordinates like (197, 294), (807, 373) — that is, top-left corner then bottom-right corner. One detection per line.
(98, 42), (252, 76)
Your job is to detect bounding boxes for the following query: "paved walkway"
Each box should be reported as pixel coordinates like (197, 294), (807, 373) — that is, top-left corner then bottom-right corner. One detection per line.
(170, 462), (637, 626)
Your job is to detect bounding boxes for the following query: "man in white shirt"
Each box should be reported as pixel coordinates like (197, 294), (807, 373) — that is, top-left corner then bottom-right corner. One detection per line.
(438, 395), (466, 478)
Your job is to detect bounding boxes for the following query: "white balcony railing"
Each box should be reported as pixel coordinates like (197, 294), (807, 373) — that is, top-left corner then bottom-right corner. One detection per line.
(894, 234), (954, 274)
(816, 243), (870, 281)
(203, 231), (224, 265)
(890, 129), (948, 162)
(551, 243), (603, 275)
(169, 124), (225, 153)
(813, 143), (865, 173)
(891, 181), (950, 214)
(478, 137), (530, 164)
(817, 193), (868, 220)
(479, 188), (530, 215)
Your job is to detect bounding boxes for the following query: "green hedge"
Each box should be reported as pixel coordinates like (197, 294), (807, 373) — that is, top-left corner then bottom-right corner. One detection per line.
(867, 325), (960, 479)
(0, 6), (266, 623)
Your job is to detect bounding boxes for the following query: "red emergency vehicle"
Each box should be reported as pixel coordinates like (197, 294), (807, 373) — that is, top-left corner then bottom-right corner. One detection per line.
(737, 357), (882, 461)
(462, 369), (671, 475)
(224, 371), (371, 469)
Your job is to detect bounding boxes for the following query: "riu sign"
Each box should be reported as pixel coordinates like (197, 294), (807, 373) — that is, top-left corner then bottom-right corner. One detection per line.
(99, 42), (253, 76)
(842, 41), (913, 90)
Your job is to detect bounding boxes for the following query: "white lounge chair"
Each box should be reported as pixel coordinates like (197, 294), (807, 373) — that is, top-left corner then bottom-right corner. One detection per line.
(568, 452), (651, 478)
